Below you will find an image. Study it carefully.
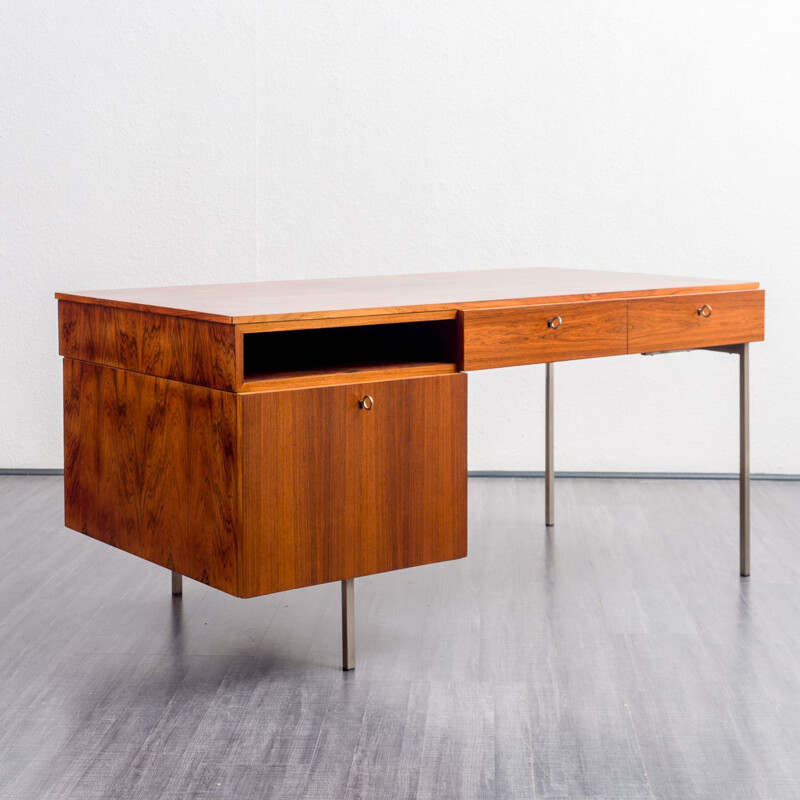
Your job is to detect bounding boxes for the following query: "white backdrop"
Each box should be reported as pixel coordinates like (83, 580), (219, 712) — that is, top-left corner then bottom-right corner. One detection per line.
(1, 2), (797, 472)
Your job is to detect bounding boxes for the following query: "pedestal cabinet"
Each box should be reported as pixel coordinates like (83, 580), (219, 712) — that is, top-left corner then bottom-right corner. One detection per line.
(61, 301), (468, 600)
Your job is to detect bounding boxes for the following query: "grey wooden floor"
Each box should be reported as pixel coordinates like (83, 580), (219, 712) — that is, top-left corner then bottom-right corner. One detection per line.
(1, 476), (799, 799)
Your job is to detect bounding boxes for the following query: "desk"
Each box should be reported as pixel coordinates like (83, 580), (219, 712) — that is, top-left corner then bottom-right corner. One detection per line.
(57, 267), (765, 669)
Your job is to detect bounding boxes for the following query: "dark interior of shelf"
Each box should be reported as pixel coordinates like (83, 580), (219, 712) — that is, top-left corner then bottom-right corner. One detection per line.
(242, 318), (458, 381)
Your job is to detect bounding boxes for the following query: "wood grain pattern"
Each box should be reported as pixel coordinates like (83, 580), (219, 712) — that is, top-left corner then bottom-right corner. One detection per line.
(628, 290), (765, 353)
(461, 299), (628, 370)
(239, 373), (467, 597)
(59, 300), (237, 391)
(55, 267), (760, 324)
(63, 359), (240, 594)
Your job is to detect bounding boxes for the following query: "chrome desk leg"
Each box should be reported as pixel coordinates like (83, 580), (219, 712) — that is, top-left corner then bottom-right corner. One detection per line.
(740, 343), (750, 577)
(171, 571), (183, 596)
(545, 362), (555, 527)
(341, 578), (355, 670)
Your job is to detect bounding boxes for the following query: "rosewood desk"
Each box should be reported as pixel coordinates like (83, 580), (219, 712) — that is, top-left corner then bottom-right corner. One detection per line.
(56, 268), (765, 669)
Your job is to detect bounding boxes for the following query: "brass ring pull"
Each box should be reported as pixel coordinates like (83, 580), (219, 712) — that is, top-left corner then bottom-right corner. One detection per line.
(698, 304), (713, 318)
(359, 395), (374, 411)
(547, 316), (563, 330)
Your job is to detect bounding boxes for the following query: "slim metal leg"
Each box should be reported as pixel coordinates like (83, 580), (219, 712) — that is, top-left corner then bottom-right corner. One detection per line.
(740, 343), (750, 577)
(341, 578), (355, 670)
(171, 571), (183, 596)
(545, 362), (555, 527)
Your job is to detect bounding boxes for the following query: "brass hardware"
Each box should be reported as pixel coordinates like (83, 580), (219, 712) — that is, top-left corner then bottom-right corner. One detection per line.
(359, 395), (374, 411)
(698, 304), (712, 318)
(547, 316), (562, 330)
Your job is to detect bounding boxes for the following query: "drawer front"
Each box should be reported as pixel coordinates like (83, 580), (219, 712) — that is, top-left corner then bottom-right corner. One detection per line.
(628, 290), (764, 353)
(461, 300), (627, 370)
(239, 372), (467, 597)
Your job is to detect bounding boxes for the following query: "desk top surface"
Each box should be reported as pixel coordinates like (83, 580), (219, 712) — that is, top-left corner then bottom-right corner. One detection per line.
(56, 267), (759, 324)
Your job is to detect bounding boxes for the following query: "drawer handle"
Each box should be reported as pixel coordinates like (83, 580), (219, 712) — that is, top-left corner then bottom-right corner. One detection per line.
(359, 395), (374, 411)
(547, 316), (563, 330)
(697, 304), (713, 318)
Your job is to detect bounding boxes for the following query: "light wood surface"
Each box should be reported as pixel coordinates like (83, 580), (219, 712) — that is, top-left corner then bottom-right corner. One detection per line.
(236, 309), (458, 334)
(239, 373), (468, 597)
(55, 266), (759, 324)
(628, 289), (765, 353)
(461, 299), (628, 370)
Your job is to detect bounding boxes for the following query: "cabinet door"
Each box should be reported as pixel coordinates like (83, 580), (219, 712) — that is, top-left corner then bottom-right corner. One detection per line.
(239, 373), (467, 597)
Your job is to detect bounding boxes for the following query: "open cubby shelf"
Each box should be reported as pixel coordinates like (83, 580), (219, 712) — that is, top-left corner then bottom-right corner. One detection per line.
(241, 318), (460, 388)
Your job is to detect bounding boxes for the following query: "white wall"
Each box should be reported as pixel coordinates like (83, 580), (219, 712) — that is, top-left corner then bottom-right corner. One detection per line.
(1, 1), (798, 472)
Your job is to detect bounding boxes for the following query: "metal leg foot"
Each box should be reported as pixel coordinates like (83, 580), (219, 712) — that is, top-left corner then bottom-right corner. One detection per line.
(171, 571), (183, 596)
(740, 343), (750, 577)
(545, 362), (555, 527)
(341, 578), (355, 670)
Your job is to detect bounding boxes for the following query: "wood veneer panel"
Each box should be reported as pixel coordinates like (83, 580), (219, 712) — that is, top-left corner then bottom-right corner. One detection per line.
(628, 290), (765, 353)
(239, 373), (467, 597)
(55, 267), (760, 324)
(63, 359), (239, 594)
(59, 300), (236, 391)
(461, 299), (627, 370)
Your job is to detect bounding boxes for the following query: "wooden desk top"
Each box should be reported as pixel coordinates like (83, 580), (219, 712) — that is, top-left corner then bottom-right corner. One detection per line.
(56, 267), (758, 325)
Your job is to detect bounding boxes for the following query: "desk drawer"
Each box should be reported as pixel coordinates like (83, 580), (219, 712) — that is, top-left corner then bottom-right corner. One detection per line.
(460, 300), (627, 369)
(628, 290), (764, 353)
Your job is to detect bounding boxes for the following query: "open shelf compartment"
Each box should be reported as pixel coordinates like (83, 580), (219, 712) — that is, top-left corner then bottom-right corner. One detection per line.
(239, 315), (459, 390)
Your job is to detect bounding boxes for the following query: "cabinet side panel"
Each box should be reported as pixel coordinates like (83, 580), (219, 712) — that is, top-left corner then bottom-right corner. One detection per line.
(240, 374), (468, 598)
(63, 359), (240, 594)
(59, 300), (237, 390)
